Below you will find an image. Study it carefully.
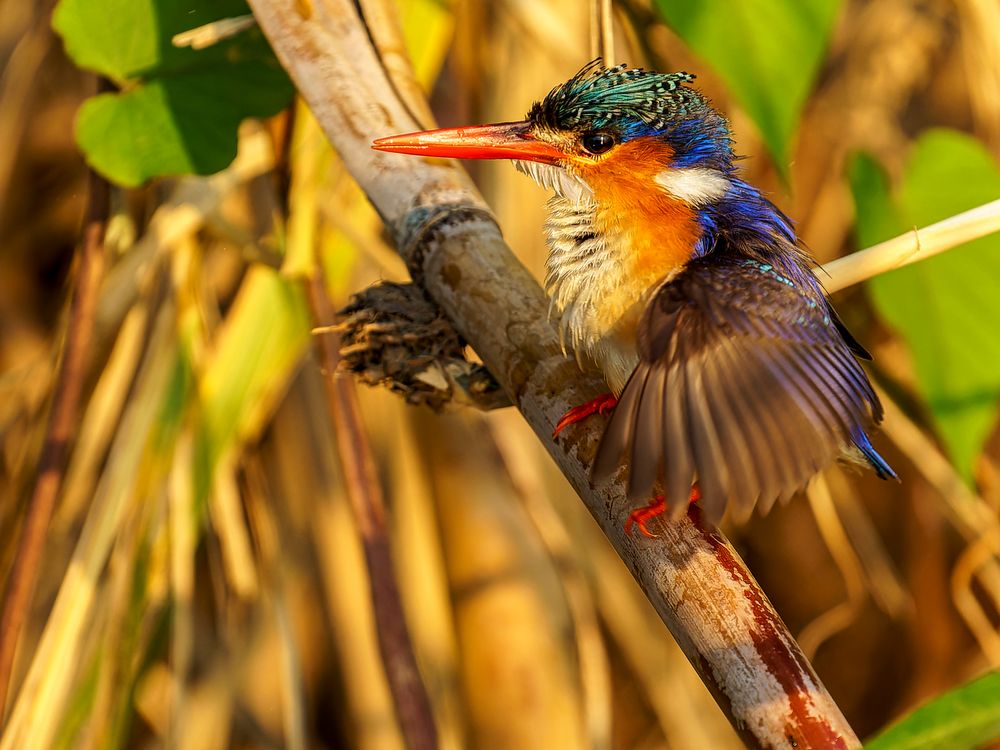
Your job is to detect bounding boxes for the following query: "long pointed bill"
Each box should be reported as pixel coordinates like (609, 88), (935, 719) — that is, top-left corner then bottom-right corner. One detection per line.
(372, 121), (564, 164)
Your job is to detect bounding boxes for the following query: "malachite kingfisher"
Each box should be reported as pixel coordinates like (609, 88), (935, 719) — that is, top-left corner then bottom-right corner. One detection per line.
(373, 60), (896, 529)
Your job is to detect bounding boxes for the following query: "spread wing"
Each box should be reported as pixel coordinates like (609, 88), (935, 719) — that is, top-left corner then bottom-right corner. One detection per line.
(592, 256), (883, 524)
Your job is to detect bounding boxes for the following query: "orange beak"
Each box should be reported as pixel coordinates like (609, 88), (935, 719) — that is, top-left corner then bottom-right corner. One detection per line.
(372, 121), (564, 164)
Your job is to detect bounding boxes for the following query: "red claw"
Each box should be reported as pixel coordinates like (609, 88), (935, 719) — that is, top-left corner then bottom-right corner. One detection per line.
(625, 486), (702, 537)
(553, 393), (618, 438)
(625, 496), (666, 537)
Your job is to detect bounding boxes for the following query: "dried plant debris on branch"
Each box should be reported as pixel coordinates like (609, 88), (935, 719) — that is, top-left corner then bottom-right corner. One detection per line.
(336, 281), (508, 412)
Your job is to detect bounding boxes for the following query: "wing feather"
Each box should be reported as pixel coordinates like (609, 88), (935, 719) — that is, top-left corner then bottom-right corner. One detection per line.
(663, 360), (695, 513)
(593, 365), (649, 481)
(593, 255), (884, 523)
(746, 347), (822, 500)
(629, 364), (666, 500)
(722, 338), (788, 506)
(702, 341), (759, 518)
(791, 346), (862, 434)
(683, 359), (730, 520)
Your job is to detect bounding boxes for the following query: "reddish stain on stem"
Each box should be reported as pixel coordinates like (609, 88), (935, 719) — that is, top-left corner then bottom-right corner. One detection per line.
(700, 515), (849, 750)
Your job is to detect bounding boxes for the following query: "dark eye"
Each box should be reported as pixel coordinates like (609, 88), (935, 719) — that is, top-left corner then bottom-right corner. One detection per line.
(581, 131), (615, 155)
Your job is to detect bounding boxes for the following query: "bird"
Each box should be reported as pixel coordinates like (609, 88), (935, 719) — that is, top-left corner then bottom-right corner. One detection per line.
(372, 60), (896, 530)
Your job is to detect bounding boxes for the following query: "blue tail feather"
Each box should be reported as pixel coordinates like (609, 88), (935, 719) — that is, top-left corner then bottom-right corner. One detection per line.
(853, 430), (897, 481)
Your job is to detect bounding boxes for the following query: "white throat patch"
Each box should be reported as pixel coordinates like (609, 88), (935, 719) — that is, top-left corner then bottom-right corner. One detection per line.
(514, 160), (594, 205)
(654, 167), (731, 206)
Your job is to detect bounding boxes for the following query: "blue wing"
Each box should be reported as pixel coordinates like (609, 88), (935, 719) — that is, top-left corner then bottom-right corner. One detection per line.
(592, 255), (894, 523)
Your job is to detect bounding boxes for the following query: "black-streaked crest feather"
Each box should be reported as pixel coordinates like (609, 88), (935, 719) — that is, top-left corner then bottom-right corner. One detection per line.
(528, 60), (713, 134)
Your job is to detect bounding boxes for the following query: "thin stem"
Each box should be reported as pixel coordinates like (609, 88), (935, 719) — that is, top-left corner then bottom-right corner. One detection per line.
(306, 275), (438, 750)
(822, 198), (1000, 293)
(0, 79), (111, 719)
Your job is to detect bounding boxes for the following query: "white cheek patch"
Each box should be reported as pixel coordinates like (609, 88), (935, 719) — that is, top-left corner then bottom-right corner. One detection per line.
(654, 167), (731, 206)
(514, 160), (595, 205)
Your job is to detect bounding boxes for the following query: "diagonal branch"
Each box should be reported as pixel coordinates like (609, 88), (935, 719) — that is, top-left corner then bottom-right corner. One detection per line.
(248, 2), (861, 747)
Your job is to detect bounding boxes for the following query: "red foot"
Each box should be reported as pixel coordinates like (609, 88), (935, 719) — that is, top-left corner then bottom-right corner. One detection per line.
(553, 393), (618, 438)
(625, 486), (702, 537)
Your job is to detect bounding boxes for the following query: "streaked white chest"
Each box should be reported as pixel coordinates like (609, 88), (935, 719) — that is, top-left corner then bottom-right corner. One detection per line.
(543, 197), (642, 392)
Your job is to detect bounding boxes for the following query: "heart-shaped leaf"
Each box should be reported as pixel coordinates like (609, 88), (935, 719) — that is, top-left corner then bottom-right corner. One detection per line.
(53, 0), (293, 185)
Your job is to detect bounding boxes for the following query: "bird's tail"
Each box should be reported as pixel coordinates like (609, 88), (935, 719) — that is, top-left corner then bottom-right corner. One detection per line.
(853, 430), (898, 481)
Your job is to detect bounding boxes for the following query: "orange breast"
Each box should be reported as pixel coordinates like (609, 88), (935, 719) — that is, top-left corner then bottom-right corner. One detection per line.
(573, 138), (702, 331)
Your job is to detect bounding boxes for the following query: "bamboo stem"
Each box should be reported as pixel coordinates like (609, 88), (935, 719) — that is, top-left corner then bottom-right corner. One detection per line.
(822, 198), (1000, 293)
(248, 2), (861, 746)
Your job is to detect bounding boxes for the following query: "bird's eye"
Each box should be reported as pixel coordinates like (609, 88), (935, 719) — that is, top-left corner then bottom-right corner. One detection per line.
(581, 132), (615, 155)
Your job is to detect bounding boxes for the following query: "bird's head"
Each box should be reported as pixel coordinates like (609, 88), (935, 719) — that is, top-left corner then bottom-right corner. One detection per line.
(373, 61), (735, 210)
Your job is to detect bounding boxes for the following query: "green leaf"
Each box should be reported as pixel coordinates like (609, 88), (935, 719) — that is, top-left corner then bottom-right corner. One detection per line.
(53, 0), (293, 185)
(654, 0), (840, 171)
(849, 130), (1000, 479)
(865, 671), (1000, 750)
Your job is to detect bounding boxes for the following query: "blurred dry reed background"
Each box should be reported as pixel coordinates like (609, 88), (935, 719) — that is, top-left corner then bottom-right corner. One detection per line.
(1, 0), (1000, 748)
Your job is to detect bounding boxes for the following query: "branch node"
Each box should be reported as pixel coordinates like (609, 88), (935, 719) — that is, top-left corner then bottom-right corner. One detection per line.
(396, 203), (498, 281)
